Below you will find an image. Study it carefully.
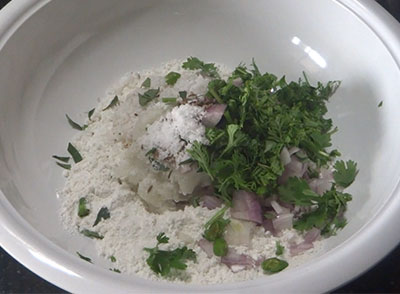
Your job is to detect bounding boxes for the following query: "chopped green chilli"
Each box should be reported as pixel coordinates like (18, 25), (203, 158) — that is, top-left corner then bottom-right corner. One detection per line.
(81, 229), (104, 240)
(78, 197), (90, 218)
(93, 207), (110, 227)
(141, 77), (151, 88)
(139, 88), (160, 106)
(261, 258), (288, 274)
(275, 242), (284, 256)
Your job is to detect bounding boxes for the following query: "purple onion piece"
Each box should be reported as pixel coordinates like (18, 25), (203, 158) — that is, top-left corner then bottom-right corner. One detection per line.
(201, 104), (227, 127)
(304, 227), (321, 243)
(200, 195), (223, 210)
(221, 249), (255, 271)
(272, 213), (293, 232)
(198, 239), (214, 258)
(290, 241), (314, 256)
(231, 190), (263, 224)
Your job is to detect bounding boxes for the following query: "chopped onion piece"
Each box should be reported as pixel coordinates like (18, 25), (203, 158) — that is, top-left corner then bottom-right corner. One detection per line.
(272, 213), (293, 232)
(290, 242), (314, 256)
(225, 219), (255, 246)
(231, 190), (262, 224)
(280, 147), (291, 166)
(271, 200), (290, 215)
(278, 156), (307, 184)
(198, 239), (214, 258)
(262, 219), (278, 236)
(288, 146), (300, 155)
(221, 249), (255, 271)
(304, 228), (321, 243)
(232, 77), (243, 87)
(202, 104), (227, 127)
(200, 195), (223, 210)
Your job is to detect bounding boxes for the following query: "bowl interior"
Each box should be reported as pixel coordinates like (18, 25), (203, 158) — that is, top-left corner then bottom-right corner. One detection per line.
(1, 0), (400, 292)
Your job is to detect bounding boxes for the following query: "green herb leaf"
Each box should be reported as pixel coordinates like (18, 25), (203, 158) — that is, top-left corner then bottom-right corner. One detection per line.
(93, 207), (110, 227)
(78, 197), (90, 218)
(275, 241), (284, 256)
(144, 233), (196, 277)
(141, 77), (151, 88)
(182, 57), (219, 78)
(162, 97), (177, 104)
(110, 268), (121, 273)
(103, 96), (119, 111)
(139, 88), (160, 106)
(110, 256), (116, 263)
(52, 155), (70, 163)
(378, 101), (383, 107)
(76, 251), (92, 263)
(66, 114), (84, 131)
(56, 162), (71, 170)
(165, 72), (181, 86)
(157, 232), (169, 244)
(333, 160), (358, 188)
(80, 229), (104, 240)
(213, 238), (228, 256)
(88, 108), (95, 120)
(179, 91), (187, 99)
(67, 143), (83, 163)
(278, 177), (320, 206)
(145, 147), (157, 157)
(261, 258), (288, 274)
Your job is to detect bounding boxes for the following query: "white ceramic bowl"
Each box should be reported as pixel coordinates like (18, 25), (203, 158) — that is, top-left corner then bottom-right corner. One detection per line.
(1, 0), (400, 293)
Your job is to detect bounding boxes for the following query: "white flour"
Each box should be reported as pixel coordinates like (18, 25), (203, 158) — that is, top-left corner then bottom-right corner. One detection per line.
(59, 59), (324, 284)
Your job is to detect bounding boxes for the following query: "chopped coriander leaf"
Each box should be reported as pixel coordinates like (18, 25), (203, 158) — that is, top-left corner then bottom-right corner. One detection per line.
(378, 101), (383, 107)
(110, 268), (121, 273)
(157, 232), (169, 244)
(144, 233), (196, 277)
(103, 96), (119, 111)
(80, 229), (104, 239)
(203, 217), (230, 241)
(76, 252), (92, 263)
(165, 71), (181, 86)
(275, 241), (284, 256)
(261, 258), (288, 274)
(88, 108), (95, 120)
(93, 207), (110, 227)
(56, 162), (71, 170)
(78, 197), (90, 218)
(182, 57), (220, 78)
(179, 91), (187, 99)
(65, 114), (85, 131)
(278, 177), (320, 206)
(67, 143), (83, 163)
(141, 77), (151, 88)
(139, 88), (160, 106)
(294, 189), (352, 235)
(110, 256), (117, 263)
(145, 147), (157, 157)
(187, 62), (342, 202)
(333, 160), (358, 188)
(213, 238), (228, 256)
(52, 155), (70, 163)
(162, 97), (177, 104)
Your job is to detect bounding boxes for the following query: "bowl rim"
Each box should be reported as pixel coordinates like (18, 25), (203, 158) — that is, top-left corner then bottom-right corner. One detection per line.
(1, 0), (400, 293)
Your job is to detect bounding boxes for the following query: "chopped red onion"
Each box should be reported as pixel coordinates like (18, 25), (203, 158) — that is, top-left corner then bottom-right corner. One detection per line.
(272, 213), (293, 231)
(198, 239), (214, 258)
(280, 147), (291, 166)
(262, 219), (278, 236)
(231, 190), (263, 224)
(200, 195), (223, 210)
(264, 194), (278, 207)
(278, 156), (307, 185)
(225, 219), (255, 246)
(304, 228), (321, 243)
(290, 241), (314, 256)
(221, 249), (255, 271)
(232, 77), (243, 87)
(308, 167), (334, 195)
(202, 104), (227, 127)
(288, 146), (300, 155)
(271, 200), (290, 215)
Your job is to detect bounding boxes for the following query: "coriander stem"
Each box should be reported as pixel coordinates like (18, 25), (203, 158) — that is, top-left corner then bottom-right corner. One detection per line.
(204, 206), (229, 229)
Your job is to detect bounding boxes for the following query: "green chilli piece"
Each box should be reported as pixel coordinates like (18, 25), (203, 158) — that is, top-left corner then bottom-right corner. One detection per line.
(261, 258), (288, 274)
